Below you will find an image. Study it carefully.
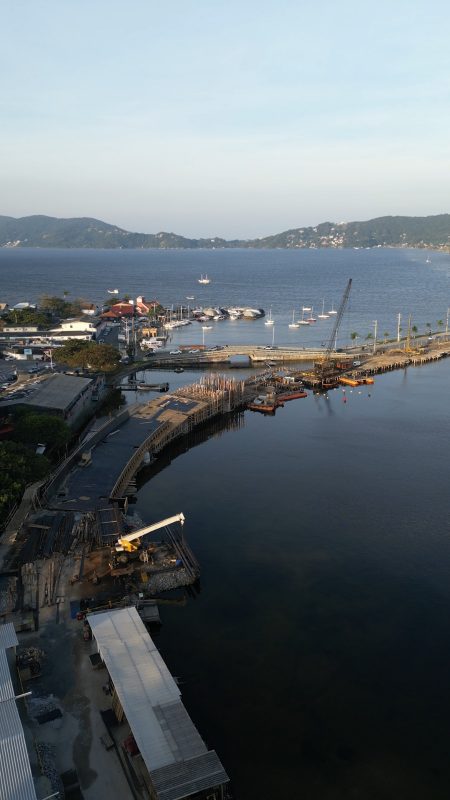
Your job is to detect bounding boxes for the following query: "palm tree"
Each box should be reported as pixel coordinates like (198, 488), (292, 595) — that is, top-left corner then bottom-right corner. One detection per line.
(350, 331), (359, 347)
(412, 325), (418, 339)
(383, 331), (389, 343)
(437, 319), (444, 331)
(365, 332), (373, 341)
(426, 322), (431, 334)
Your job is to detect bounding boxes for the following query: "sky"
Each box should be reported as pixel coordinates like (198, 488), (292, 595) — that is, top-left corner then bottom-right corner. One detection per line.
(2, 0), (449, 238)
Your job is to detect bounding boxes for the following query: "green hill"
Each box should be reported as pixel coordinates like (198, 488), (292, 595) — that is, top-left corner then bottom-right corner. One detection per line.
(0, 213), (449, 249)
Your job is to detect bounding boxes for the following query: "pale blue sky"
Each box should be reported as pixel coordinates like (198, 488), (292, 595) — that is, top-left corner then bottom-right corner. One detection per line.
(2, 0), (449, 238)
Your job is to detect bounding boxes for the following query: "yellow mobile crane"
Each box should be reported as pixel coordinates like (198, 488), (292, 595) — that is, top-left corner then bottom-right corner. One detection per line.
(115, 513), (185, 553)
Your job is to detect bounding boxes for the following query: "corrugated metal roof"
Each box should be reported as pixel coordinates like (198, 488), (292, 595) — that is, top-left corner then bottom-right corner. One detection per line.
(151, 752), (229, 800)
(0, 653), (37, 800)
(0, 623), (18, 651)
(22, 372), (92, 411)
(88, 608), (228, 798)
(0, 648), (16, 703)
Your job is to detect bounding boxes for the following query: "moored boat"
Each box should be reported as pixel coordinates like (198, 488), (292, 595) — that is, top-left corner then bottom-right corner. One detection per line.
(276, 389), (308, 401)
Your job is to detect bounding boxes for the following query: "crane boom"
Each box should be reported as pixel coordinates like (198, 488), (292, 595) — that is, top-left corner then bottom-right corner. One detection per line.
(324, 278), (352, 361)
(115, 513), (185, 551)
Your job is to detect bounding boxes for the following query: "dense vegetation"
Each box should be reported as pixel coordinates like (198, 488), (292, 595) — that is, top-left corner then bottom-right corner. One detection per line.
(1, 214), (449, 249)
(1, 307), (52, 328)
(0, 412), (70, 527)
(56, 340), (120, 371)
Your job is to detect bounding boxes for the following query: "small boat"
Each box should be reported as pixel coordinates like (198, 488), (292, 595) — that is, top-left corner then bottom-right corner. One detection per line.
(317, 299), (329, 320)
(107, 288), (119, 294)
(328, 301), (337, 315)
(288, 310), (299, 329)
(339, 376), (360, 387)
(306, 307), (317, 323)
(247, 397), (278, 414)
(202, 325), (213, 330)
(174, 366), (184, 373)
(276, 389), (308, 401)
(426, 257), (431, 263)
(302, 305), (312, 312)
(186, 296), (195, 300)
(198, 274), (210, 284)
(298, 307), (310, 325)
(264, 308), (274, 326)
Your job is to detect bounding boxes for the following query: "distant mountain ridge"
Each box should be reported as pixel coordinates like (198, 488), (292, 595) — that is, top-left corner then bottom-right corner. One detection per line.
(1, 213), (449, 250)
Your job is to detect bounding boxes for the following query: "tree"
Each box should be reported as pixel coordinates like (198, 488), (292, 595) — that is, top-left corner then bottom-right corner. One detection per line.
(0, 441), (50, 525)
(412, 325), (418, 339)
(383, 331), (389, 343)
(365, 332), (374, 341)
(426, 322), (431, 333)
(350, 331), (359, 347)
(2, 307), (51, 329)
(13, 412), (70, 454)
(56, 340), (120, 372)
(437, 319), (444, 331)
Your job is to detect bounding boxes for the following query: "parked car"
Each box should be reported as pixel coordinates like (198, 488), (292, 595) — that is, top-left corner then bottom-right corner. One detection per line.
(170, 350), (182, 355)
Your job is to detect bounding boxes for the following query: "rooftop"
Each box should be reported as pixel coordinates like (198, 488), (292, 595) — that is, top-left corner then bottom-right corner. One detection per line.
(0, 623), (37, 800)
(88, 608), (228, 799)
(21, 372), (93, 412)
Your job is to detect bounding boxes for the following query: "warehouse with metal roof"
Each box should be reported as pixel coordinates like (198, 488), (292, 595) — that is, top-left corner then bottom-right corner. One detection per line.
(0, 623), (37, 800)
(20, 372), (100, 425)
(88, 607), (229, 800)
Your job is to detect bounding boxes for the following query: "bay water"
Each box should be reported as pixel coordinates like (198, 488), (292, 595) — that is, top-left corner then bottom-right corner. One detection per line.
(1, 247), (450, 797)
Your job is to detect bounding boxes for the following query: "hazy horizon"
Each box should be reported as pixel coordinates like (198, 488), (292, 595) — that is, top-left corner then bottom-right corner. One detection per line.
(3, 0), (450, 239)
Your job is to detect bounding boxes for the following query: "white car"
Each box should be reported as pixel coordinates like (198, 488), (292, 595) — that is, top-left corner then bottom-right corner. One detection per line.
(170, 350), (182, 355)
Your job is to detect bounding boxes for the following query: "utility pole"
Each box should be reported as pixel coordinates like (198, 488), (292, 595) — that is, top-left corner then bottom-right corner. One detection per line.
(397, 312), (401, 343)
(373, 320), (378, 354)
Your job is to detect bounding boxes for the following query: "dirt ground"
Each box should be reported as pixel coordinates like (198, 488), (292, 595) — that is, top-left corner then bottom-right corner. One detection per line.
(17, 553), (137, 799)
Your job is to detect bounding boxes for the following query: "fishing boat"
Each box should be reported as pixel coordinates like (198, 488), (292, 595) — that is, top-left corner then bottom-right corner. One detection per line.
(288, 310), (299, 329)
(317, 299), (329, 320)
(265, 308), (274, 326)
(107, 288), (119, 294)
(198, 274), (210, 284)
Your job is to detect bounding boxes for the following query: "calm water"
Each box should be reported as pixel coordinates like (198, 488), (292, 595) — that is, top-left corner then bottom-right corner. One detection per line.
(2, 248), (450, 796)
(0, 247), (449, 348)
(136, 361), (450, 799)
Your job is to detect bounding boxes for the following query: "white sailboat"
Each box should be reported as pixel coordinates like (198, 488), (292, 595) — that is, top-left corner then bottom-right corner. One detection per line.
(107, 288), (119, 294)
(306, 307), (317, 323)
(302, 305), (312, 312)
(317, 299), (330, 320)
(264, 308), (274, 326)
(288, 310), (299, 328)
(198, 274), (210, 284)
(298, 307), (310, 325)
(328, 301), (337, 315)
